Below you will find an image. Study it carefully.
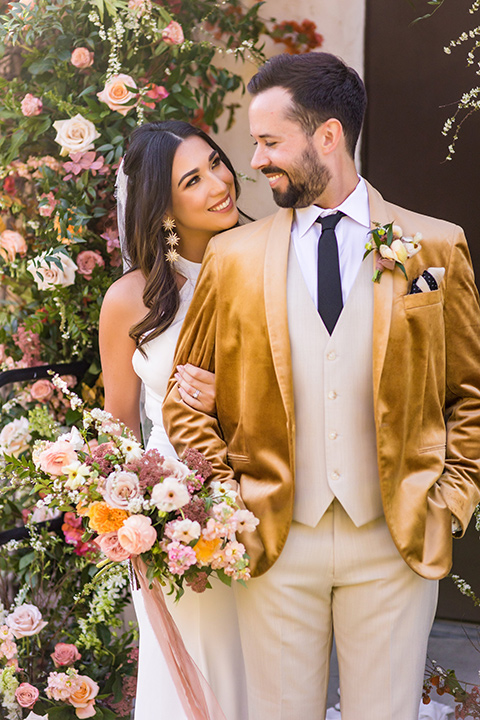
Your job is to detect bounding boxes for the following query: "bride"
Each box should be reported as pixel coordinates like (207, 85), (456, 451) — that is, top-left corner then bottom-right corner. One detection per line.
(99, 120), (248, 720)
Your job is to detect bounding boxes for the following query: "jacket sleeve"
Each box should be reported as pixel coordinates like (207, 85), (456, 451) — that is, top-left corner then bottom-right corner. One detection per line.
(439, 227), (480, 533)
(162, 242), (238, 488)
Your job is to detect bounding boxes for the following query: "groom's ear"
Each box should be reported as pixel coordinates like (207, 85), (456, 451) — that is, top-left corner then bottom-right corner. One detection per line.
(314, 118), (344, 157)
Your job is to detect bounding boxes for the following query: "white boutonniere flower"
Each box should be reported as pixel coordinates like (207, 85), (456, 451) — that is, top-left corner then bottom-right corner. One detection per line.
(364, 222), (422, 283)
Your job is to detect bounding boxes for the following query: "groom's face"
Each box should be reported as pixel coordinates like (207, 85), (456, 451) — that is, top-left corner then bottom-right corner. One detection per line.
(249, 87), (331, 208)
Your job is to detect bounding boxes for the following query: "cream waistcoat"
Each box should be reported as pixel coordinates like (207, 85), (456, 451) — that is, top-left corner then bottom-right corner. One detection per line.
(287, 243), (383, 527)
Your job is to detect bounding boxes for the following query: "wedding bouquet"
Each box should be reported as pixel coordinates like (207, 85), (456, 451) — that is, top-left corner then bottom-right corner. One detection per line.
(5, 376), (259, 602)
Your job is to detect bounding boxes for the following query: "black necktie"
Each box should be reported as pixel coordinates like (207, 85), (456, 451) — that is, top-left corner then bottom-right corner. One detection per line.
(316, 211), (345, 334)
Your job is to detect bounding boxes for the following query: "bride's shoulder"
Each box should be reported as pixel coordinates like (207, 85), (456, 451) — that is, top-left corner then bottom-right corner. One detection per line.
(101, 269), (146, 320)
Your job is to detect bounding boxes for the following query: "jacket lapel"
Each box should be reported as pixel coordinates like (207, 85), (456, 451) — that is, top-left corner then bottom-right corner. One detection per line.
(367, 181), (395, 409)
(264, 208), (295, 426)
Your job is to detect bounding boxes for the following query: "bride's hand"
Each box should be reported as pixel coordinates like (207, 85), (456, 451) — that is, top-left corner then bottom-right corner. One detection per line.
(174, 363), (216, 414)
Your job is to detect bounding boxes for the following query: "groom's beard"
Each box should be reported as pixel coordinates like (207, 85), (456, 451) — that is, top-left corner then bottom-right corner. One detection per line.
(263, 145), (332, 209)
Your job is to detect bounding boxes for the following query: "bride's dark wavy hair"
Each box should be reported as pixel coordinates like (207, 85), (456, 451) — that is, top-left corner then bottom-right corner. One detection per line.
(123, 120), (240, 352)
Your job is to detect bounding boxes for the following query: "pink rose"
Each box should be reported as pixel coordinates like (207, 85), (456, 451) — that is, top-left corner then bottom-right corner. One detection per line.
(37, 440), (78, 476)
(15, 683), (39, 709)
(6, 604), (47, 638)
(68, 674), (99, 718)
(30, 379), (54, 402)
(21, 93), (43, 117)
(97, 74), (138, 115)
(94, 531), (131, 561)
(117, 515), (157, 555)
(38, 191), (57, 217)
(76, 250), (105, 280)
(0, 229), (27, 262)
(162, 20), (184, 45)
(51, 642), (81, 667)
(71, 47), (94, 69)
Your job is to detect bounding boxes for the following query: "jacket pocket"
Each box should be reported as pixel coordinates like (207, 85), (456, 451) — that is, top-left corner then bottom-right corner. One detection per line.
(403, 288), (442, 310)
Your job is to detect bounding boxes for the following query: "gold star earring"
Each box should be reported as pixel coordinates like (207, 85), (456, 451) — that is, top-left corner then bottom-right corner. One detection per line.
(162, 216), (180, 264)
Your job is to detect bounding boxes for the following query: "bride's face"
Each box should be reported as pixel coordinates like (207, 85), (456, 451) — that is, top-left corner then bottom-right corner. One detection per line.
(169, 136), (239, 248)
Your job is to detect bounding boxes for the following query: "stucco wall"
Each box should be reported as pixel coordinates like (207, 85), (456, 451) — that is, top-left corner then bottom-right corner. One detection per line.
(214, 1), (366, 219)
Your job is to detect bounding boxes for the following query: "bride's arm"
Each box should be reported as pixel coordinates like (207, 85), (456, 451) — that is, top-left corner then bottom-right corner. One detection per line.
(99, 274), (143, 442)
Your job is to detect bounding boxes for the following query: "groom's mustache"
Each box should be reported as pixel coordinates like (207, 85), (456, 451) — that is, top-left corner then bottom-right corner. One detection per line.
(261, 166), (287, 177)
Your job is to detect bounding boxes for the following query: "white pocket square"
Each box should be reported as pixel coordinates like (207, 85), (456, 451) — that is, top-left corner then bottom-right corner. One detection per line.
(409, 267), (445, 294)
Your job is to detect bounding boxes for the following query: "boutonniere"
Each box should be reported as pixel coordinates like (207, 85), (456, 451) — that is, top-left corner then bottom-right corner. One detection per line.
(363, 222), (422, 283)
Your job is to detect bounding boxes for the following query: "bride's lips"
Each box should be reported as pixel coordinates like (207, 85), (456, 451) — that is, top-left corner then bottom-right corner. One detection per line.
(208, 194), (233, 213)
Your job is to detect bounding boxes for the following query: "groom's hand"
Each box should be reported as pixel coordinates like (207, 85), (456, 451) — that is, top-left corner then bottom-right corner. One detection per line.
(174, 363), (216, 414)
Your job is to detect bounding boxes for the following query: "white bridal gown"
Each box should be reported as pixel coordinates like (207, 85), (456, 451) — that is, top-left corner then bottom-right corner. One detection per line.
(131, 256), (248, 720)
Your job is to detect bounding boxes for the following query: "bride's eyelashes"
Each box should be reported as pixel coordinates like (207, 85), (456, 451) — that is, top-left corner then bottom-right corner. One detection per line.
(184, 155), (222, 188)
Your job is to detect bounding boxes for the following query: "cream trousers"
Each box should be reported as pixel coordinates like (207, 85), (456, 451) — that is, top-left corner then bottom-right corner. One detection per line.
(235, 500), (438, 720)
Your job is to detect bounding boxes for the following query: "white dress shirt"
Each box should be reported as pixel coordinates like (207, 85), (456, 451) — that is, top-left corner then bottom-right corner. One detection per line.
(291, 176), (371, 306)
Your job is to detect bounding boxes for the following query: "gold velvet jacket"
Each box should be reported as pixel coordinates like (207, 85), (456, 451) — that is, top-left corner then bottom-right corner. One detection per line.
(163, 182), (480, 580)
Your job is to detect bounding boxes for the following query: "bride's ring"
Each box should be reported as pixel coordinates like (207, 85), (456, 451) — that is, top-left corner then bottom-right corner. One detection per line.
(192, 388), (200, 399)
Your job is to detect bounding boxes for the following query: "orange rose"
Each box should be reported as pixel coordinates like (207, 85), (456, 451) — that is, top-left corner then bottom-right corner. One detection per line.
(194, 536), (222, 566)
(68, 674), (99, 718)
(87, 502), (128, 533)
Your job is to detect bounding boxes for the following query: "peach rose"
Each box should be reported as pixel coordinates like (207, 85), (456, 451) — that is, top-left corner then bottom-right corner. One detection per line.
(94, 531), (131, 561)
(71, 47), (94, 69)
(0, 229), (27, 262)
(68, 674), (99, 718)
(37, 440), (78, 476)
(15, 683), (39, 709)
(53, 114), (100, 156)
(21, 93), (42, 117)
(97, 74), (138, 115)
(162, 20), (184, 45)
(0, 418), (31, 457)
(30, 379), (54, 402)
(51, 642), (81, 668)
(27, 250), (77, 290)
(6, 604), (47, 638)
(117, 515), (157, 555)
(76, 250), (105, 280)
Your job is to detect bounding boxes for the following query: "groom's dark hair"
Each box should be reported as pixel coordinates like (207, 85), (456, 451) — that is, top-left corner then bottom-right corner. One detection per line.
(247, 52), (367, 158)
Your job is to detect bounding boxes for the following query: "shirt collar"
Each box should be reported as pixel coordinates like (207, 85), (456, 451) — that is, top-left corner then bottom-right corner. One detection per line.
(294, 176), (370, 239)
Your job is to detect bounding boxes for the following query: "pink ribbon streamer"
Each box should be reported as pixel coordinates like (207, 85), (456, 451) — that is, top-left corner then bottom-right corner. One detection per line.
(132, 557), (227, 720)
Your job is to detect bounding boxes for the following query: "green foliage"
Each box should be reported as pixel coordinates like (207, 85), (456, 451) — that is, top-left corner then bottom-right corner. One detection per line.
(0, 0), (269, 386)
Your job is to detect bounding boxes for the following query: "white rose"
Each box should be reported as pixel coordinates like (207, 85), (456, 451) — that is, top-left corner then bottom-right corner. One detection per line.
(6, 604), (47, 638)
(162, 457), (191, 483)
(53, 113), (100, 156)
(392, 224), (403, 238)
(151, 477), (190, 512)
(27, 250), (77, 290)
(58, 426), (84, 450)
(0, 418), (31, 457)
(102, 470), (141, 509)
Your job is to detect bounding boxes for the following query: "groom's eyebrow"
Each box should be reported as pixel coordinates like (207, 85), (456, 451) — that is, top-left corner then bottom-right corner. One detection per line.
(178, 151), (217, 186)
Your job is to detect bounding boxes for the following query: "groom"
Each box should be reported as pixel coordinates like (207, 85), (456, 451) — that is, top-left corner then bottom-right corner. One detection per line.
(163, 52), (480, 719)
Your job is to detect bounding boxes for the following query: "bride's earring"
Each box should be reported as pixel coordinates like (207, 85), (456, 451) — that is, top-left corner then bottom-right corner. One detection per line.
(162, 216), (180, 264)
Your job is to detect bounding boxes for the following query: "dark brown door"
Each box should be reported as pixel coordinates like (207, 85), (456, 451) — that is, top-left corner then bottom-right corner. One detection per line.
(364, 0), (480, 622)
